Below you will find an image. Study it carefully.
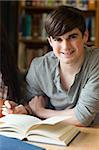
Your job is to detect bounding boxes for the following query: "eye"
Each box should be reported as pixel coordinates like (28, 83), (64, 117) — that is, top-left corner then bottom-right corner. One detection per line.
(53, 37), (62, 42)
(69, 34), (78, 40)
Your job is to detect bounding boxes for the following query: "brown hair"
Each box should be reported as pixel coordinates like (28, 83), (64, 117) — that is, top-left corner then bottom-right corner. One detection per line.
(45, 5), (86, 38)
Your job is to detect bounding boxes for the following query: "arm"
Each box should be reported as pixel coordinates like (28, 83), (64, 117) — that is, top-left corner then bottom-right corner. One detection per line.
(29, 96), (84, 126)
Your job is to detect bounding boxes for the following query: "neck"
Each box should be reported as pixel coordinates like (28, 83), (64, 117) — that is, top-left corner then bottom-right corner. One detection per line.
(60, 55), (84, 76)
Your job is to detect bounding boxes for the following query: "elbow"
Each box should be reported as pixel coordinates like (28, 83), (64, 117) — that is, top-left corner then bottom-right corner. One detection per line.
(74, 107), (95, 127)
(75, 121), (86, 127)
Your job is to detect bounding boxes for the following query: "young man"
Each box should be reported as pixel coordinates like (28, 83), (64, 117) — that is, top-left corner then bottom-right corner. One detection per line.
(2, 6), (99, 126)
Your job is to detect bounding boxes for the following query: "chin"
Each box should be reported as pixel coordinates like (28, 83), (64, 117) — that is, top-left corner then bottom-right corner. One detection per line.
(60, 57), (73, 64)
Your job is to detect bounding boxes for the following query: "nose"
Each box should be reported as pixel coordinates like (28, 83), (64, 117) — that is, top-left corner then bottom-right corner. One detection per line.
(62, 39), (71, 50)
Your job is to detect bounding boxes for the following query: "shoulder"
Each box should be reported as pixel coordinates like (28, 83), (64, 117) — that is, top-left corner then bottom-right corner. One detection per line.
(33, 51), (57, 64)
(86, 46), (99, 59)
(84, 47), (99, 80)
(85, 46), (99, 67)
(30, 51), (58, 72)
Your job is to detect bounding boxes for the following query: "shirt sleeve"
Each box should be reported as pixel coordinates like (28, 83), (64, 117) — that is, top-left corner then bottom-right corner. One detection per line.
(25, 59), (45, 101)
(74, 51), (99, 126)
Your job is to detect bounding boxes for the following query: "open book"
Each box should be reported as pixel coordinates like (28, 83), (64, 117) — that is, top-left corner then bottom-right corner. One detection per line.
(0, 114), (80, 146)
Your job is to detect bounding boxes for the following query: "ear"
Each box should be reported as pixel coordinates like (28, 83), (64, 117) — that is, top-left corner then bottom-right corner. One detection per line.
(47, 37), (53, 47)
(83, 30), (89, 43)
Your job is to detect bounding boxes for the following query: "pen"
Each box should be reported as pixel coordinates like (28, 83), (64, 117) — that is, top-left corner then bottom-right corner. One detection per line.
(0, 105), (8, 109)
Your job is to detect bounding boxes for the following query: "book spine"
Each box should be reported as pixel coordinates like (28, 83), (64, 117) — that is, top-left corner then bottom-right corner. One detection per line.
(25, 15), (32, 39)
(18, 43), (27, 71)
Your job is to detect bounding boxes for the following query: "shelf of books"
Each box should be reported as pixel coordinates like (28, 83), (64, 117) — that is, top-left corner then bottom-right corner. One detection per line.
(18, 0), (99, 72)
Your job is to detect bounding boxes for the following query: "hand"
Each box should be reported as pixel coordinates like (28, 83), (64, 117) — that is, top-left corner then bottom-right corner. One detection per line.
(29, 96), (48, 117)
(2, 100), (17, 115)
(2, 100), (28, 115)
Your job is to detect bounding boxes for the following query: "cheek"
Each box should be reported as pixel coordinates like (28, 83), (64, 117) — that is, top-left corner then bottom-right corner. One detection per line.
(52, 43), (60, 52)
(76, 42), (84, 56)
(53, 48), (59, 56)
(53, 47), (61, 58)
(74, 40), (84, 49)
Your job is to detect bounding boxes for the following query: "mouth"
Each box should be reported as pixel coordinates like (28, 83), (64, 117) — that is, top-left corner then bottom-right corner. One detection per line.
(61, 50), (75, 57)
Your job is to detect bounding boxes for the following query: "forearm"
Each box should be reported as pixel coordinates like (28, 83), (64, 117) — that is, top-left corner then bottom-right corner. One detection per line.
(28, 96), (84, 126)
(36, 107), (84, 126)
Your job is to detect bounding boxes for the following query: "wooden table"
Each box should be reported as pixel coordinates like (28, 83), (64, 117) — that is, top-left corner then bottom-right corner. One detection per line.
(28, 126), (99, 150)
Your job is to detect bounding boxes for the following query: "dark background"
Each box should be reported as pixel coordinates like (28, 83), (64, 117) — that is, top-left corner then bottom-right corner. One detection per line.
(0, 1), (18, 65)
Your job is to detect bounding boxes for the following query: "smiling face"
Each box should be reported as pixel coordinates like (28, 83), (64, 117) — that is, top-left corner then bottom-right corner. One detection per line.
(48, 28), (88, 66)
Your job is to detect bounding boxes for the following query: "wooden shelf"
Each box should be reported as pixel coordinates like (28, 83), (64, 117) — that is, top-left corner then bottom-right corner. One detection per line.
(95, 0), (99, 47)
(19, 37), (48, 49)
(21, 6), (96, 15)
(21, 6), (55, 13)
(82, 10), (95, 17)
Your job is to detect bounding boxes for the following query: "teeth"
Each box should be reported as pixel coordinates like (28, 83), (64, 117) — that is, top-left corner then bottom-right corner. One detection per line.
(66, 52), (70, 54)
(61, 49), (75, 55)
(63, 52), (72, 55)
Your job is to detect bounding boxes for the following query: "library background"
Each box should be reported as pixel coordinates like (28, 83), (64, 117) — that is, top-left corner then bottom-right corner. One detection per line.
(1, 0), (99, 73)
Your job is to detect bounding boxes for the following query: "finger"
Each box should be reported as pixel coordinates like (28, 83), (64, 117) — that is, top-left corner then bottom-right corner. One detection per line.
(2, 106), (13, 115)
(2, 108), (9, 116)
(4, 101), (12, 109)
(13, 105), (27, 114)
(9, 101), (18, 107)
(2, 110), (13, 115)
(2, 110), (8, 116)
(2, 106), (8, 112)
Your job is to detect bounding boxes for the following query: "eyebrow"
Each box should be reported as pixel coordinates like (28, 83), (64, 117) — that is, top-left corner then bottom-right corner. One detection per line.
(67, 33), (78, 38)
(53, 33), (79, 39)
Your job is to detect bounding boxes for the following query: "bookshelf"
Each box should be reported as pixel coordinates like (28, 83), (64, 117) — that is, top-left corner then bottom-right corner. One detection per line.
(95, 0), (99, 47)
(18, 0), (99, 71)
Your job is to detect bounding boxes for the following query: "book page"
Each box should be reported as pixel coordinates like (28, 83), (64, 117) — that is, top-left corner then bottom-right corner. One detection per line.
(27, 122), (74, 139)
(0, 115), (71, 126)
(36, 115), (72, 125)
(27, 135), (66, 146)
(0, 114), (41, 132)
(26, 115), (72, 132)
(27, 129), (79, 146)
(0, 130), (24, 140)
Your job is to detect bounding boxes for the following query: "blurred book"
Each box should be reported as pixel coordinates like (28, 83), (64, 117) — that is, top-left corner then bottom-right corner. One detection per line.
(0, 135), (45, 150)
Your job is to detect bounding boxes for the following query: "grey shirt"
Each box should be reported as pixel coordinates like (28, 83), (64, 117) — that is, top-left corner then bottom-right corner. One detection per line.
(25, 45), (99, 126)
